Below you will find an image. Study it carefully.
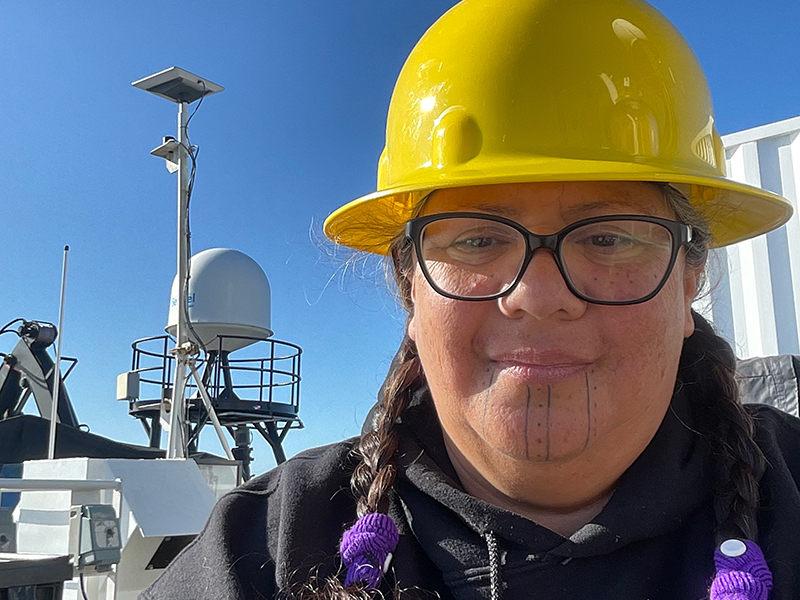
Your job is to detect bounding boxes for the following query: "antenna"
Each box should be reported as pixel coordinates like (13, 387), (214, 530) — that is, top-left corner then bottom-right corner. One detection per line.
(120, 248), (304, 480)
(47, 245), (70, 459)
(133, 67), (223, 459)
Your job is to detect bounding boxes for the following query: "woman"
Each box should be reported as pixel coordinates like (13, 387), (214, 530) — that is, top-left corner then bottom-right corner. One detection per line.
(143, 0), (800, 598)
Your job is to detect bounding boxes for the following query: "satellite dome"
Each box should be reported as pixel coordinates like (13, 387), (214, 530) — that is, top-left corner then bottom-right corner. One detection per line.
(166, 248), (272, 352)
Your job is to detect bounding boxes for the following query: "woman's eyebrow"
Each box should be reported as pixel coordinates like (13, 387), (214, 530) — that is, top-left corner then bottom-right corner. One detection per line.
(561, 199), (661, 219)
(470, 204), (522, 218)
(468, 199), (662, 220)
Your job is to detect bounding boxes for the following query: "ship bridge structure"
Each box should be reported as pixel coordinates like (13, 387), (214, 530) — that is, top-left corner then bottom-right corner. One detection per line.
(703, 115), (800, 359)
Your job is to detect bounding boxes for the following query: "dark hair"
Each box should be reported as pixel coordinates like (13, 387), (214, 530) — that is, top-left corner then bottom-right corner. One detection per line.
(294, 183), (766, 598)
(661, 183), (766, 542)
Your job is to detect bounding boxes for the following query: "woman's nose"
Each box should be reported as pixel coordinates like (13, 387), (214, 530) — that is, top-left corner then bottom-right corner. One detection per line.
(498, 249), (587, 320)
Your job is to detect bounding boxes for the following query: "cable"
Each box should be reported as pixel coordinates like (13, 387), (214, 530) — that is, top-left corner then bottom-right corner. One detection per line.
(175, 82), (210, 451)
(0, 318), (24, 337)
(179, 81), (209, 358)
(185, 79), (207, 129)
(79, 572), (90, 600)
(183, 154), (208, 356)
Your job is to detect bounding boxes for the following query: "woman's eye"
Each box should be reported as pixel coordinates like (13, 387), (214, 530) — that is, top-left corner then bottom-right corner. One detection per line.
(421, 220), (520, 265)
(587, 234), (625, 248)
(451, 231), (515, 255)
(576, 232), (632, 249)
(444, 229), (516, 265)
(454, 236), (500, 250)
(572, 224), (649, 253)
(567, 221), (675, 265)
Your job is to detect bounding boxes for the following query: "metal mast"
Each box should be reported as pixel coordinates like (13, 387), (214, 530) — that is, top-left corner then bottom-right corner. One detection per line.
(132, 67), (224, 458)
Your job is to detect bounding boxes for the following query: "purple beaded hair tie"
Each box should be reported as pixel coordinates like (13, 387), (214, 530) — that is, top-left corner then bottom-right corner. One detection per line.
(710, 539), (773, 600)
(340, 513), (400, 588)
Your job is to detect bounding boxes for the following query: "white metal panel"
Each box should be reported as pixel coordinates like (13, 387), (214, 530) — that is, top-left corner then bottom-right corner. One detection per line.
(784, 134), (800, 336)
(720, 116), (800, 148)
(15, 458), (218, 600)
(707, 116), (800, 359)
(103, 459), (215, 538)
(727, 141), (762, 186)
(761, 136), (799, 353)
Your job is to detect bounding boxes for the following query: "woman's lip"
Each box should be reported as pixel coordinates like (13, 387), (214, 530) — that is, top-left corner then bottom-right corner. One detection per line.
(490, 359), (592, 384)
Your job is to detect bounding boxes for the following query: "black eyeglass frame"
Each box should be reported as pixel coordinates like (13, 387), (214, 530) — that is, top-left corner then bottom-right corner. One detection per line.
(405, 212), (694, 306)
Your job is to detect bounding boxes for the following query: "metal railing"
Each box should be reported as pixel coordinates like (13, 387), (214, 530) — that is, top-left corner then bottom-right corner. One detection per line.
(129, 335), (302, 417)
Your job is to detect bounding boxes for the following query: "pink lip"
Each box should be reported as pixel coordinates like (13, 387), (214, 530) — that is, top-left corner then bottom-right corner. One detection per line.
(489, 351), (593, 384)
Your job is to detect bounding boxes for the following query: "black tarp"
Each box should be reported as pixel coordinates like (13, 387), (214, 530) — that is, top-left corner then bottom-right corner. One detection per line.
(0, 415), (163, 464)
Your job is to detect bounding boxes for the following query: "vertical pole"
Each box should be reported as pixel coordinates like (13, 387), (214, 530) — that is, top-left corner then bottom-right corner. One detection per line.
(166, 101), (190, 459)
(48, 245), (69, 460)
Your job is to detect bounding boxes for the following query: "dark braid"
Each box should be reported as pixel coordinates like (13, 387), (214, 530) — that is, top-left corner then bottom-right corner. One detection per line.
(681, 312), (766, 543)
(350, 334), (423, 516)
(661, 183), (767, 544)
(283, 240), (423, 599)
(350, 235), (420, 516)
(663, 183), (773, 596)
(284, 339), (423, 599)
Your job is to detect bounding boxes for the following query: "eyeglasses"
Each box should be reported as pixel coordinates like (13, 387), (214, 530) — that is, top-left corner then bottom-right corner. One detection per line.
(405, 213), (693, 305)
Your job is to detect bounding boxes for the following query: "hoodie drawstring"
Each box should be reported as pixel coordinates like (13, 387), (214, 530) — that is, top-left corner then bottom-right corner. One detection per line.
(485, 531), (505, 600)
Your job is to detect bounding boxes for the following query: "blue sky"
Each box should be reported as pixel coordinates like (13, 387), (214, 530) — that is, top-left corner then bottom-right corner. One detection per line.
(1, 1), (799, 475)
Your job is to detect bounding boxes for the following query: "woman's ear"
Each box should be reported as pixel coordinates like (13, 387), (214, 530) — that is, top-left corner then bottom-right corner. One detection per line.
(406, 273), (418, 342)
(682, 265), (701, 339)
(407, 317), (417, 342)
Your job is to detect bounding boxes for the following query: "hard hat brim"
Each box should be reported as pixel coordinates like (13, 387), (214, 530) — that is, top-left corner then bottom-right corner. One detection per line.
(324, 158), (793, 255)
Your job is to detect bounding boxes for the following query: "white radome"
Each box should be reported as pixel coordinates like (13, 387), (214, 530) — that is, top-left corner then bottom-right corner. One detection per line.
(166, 248), (272, 352)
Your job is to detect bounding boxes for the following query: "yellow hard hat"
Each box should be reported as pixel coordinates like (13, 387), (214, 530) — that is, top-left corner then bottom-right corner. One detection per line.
(324, 0), (792, 254)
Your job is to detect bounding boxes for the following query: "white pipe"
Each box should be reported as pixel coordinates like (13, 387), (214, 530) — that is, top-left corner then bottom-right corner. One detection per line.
(187, 363), (235, 461)
(47, 245), (69, 460)
(0, 478), (121, 492)
(166, 101), (190, 459)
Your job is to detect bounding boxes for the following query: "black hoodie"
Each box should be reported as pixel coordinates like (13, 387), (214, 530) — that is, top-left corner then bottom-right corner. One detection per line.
(141, 383), (800, 600)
